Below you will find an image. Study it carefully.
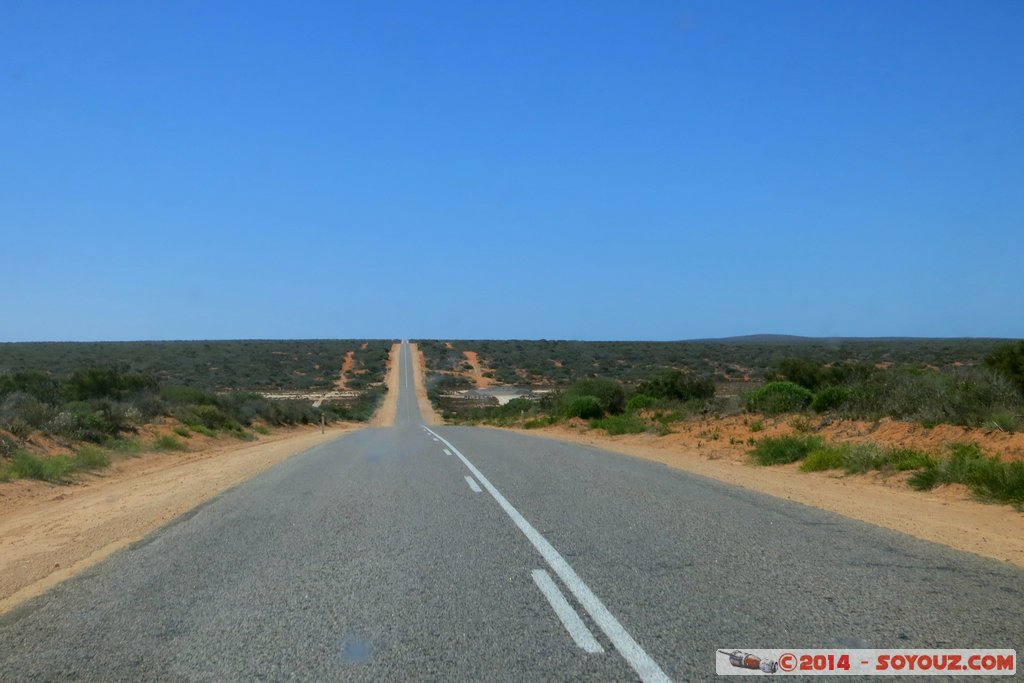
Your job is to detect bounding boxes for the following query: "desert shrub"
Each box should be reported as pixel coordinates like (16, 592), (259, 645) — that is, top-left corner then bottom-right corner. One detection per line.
(0, 371), (61, 403)
(789, 416), (814, 433)
(988, 409), (1019, 432)
(160, 385), (217, 405)
(590, 414), (647, 435)
(64, 368), (158, 401)
(800, 447), (846, 471)
(565, 379), (626, 414)
(559, 395), (604, 419)
(777, 358), (828, 390)
(153, 434), (187, 451)
(0, 433), (18, 457)
(985, 341), (1024, 396)
(746, 382), (813, 416)
(1, 392), (54, 430)
(811, 386), (850, 413)
(802, 442), (933, 474)
(909, 443), (1024, 505)
(635, 371), (715, 402)
(747, 419), (764, 432)
(108, 438), (142, 454)
(749, 435), (823, 465)
(175, 404), (237, 431)
(7, 451), (77, 482)
(626, 394), (656, 413)
(173, 426), (191, 437)
(75, 446), (111, 470)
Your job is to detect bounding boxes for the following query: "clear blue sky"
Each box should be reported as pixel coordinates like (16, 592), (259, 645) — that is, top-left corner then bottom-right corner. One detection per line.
(2, 1), (1021, 341)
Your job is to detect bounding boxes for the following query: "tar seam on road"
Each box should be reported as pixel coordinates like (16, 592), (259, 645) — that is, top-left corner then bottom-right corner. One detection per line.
(532, 569), (605, 654)
(464, 475), (482, 493)
(421, 426), (672, 683)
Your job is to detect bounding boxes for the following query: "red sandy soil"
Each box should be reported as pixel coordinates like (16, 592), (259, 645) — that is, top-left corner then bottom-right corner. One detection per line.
(463, 351), (495, 388)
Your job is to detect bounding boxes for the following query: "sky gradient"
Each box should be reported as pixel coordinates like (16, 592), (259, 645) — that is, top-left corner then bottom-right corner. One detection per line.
(2, 1), (1022, 341)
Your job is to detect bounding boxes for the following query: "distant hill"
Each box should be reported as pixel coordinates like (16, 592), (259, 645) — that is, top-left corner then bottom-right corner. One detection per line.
(687, 334), (1013, 344)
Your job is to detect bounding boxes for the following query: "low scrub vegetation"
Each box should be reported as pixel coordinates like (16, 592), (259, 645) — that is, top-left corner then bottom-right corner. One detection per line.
(0, 358), (380, 484)
(908, 443), (1024, 506)
(423, 338), (1024, 433)
(749, 436), (824, 465)
(750, 437), (1023, 508)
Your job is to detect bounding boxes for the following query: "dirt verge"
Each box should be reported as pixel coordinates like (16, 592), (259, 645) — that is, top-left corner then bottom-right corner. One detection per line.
(0, 425), (355, 614)
(410, 343), (443, 425)
(371, 343), (401, 427)
(506, 424), (1024, 568)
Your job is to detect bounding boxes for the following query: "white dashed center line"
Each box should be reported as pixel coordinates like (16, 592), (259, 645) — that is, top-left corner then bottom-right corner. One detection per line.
(422, 426), (671, 683)
(464, 475), (482, 493)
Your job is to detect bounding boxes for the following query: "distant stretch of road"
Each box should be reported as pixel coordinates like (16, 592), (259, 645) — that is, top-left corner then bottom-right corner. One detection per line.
(1, 341), (1021, 680)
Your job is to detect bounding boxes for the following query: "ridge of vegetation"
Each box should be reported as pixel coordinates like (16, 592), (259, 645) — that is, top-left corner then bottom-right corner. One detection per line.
(0, 340), (395, 484)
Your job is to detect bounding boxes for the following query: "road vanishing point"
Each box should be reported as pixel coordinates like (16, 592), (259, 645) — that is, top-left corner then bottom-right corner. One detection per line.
(1, 341), (1021, 681)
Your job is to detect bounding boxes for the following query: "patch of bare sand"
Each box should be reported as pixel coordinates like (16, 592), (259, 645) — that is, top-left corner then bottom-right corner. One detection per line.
(410, 343), (443, 425)
(505, 424), (1024, 568)
(335, 350), (356, 390)
(0, 424), (356, 614)
(463, 350), (495, 388)
(371, 343), (401, 427)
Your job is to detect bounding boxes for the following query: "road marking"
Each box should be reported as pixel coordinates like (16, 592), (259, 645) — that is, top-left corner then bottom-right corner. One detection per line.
(532, 569), (604, 654)
(464, 475), (482, 493)
(422, 426), (671, 683)
(443, 449), (452, 455)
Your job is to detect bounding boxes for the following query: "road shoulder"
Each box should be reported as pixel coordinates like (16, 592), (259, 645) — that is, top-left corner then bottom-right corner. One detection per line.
(501, 425), (1024, 569)
(0, 425), (354, 614)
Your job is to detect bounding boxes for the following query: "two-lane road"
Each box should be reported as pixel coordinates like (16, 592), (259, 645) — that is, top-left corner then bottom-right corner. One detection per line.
(1, 341), (1021, 681)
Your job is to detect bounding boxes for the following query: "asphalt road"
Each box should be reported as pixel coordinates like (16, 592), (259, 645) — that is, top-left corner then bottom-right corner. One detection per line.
(1, 341), (1021, 681)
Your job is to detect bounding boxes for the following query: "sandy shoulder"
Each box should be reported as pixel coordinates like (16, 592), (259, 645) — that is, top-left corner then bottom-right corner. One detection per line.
(0, 424), (354, 614)
(371, 342), (401, 427)
(504, 425), (1024, 569)
(410, 343), (443, 425)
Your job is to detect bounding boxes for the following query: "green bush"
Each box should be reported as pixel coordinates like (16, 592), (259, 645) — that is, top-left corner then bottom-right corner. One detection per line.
(988, 409), (1019, 432)
(635, 371), (715, 402)
(75, 446), (111, 470)
(985, 341), (1024, 396)
(777, 358), (828, 390)
(153, 434), (187, 451)
(590, 414), (647, 435)
(800, 447), (846, 471)
(801, 443), (933, 474)
(750, 435), (823, 465)
(626, 394), (656, 413)
(811, 386), (851, 413)
(7, 451), (77, 482)
(565, 379), (626, 414)
(909, 443), (1024, 505)
(560, 395), (604, 419)
(746, 382), (813, 416)
(64, 368), (157, 401)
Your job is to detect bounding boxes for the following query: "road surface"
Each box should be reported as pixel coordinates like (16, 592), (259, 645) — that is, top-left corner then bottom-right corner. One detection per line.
(1, 341), (1021, 681)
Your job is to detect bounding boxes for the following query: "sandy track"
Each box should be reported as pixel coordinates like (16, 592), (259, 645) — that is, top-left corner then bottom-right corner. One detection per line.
(509, 425), (1024, 569)
(0, 426), (355, 614)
